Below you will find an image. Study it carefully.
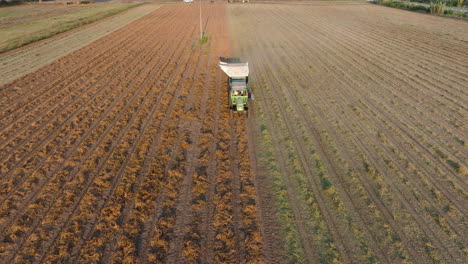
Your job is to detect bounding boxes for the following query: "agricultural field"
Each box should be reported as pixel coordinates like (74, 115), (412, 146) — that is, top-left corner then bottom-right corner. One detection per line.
(0, 3), (160, 85)
(0, 2), (140, 53)
(0, 5), (264, 263)
(0, 1), (467, 264)
(229, 3), (468, 263)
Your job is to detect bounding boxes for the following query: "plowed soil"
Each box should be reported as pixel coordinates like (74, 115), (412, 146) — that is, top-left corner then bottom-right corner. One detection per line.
(0, 5), (265, 263)
(229, 3), (467, 264)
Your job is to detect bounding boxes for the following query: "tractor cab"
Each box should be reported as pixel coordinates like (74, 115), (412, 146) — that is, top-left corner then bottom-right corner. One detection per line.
(219, 57), (253, 117)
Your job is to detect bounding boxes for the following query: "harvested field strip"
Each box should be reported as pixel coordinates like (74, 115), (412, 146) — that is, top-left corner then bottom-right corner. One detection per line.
(259, 11), (463, 261)
(0, 4), (266, 263)
(245, 109), (289, 264)
(286, 2), (468, 252)
(0, 2), (141, 53)
(0, 4), (161, 86)
(228, 3), (467, 264)
(282, 4), (468, 144)
(274, 4), (468, 200)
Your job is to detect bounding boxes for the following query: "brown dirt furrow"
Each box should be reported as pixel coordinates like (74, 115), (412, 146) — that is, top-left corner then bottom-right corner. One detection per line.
(228, 119), (248, 262)
(116, 26), (205, 264)
(167, 21), (224, 262)
(0, 47), (160, 237)
(1, 5), (270, 263)
(0, 21), (187, 262)
(199, 69), (223, 264)
(38, 21), (199, 264)
(179, 70), (218, 263)
(131, 45), (202, 264)
(0, 13), (167, 169)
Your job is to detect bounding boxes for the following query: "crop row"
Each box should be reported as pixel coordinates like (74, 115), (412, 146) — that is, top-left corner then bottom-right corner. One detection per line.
(0, 5), (265, 263)
(229, 4), (467, 264)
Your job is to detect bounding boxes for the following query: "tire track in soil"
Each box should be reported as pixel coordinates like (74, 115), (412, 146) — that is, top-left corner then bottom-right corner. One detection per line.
(244, 106), (289, 264)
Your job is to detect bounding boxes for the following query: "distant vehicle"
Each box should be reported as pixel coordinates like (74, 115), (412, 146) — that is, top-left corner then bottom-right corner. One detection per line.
(219, 57), (254, 117)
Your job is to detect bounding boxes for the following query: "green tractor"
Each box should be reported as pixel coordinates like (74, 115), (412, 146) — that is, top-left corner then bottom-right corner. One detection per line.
(219, 57), (254, 117)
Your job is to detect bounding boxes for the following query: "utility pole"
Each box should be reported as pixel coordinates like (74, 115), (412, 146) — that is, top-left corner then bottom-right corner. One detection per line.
(199, 0), (203, 39)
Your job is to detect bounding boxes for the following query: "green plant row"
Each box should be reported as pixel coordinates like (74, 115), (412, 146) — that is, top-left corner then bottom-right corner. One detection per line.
(257, 118), (307, 263)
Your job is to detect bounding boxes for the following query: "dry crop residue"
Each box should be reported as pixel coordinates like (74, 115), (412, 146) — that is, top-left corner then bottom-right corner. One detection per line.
(229, 3), (467, 264)
(0, 5), (265, 263)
